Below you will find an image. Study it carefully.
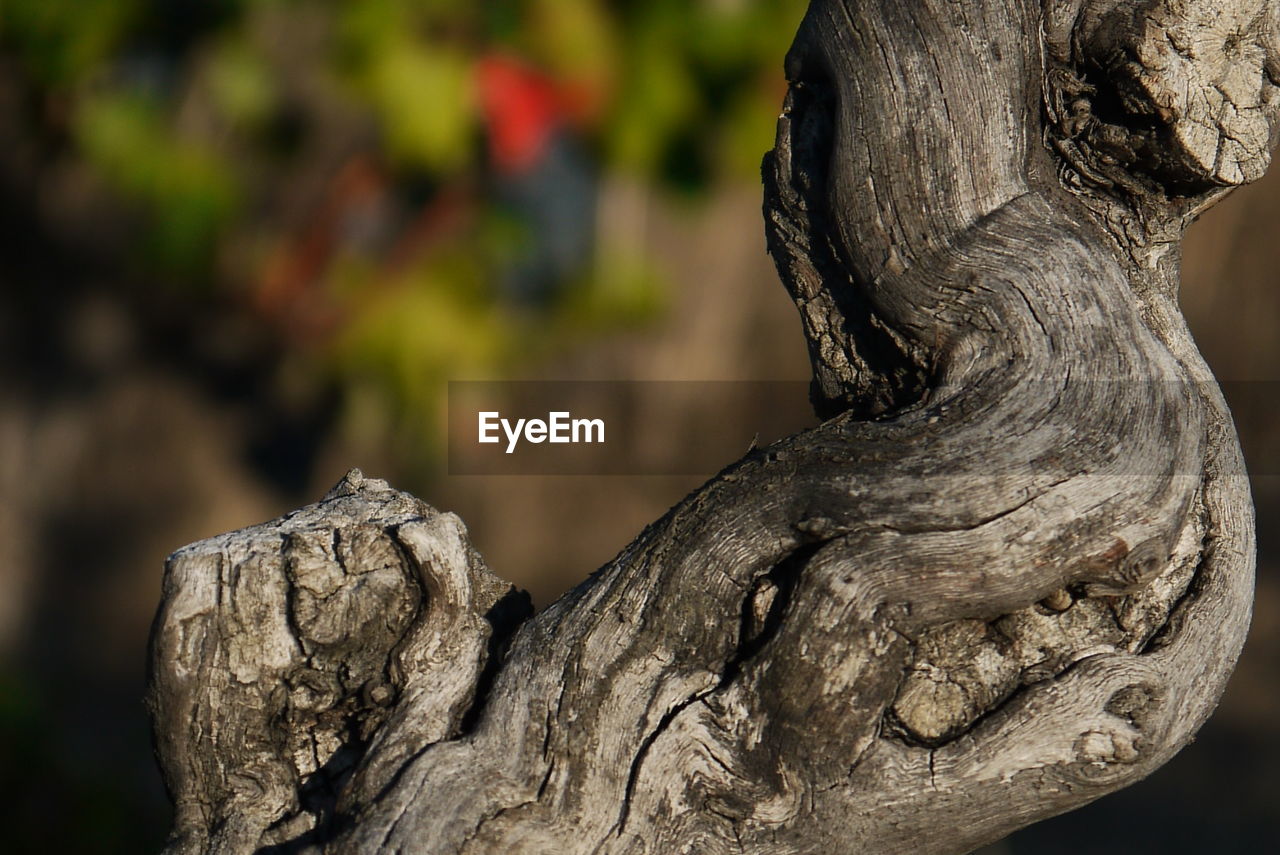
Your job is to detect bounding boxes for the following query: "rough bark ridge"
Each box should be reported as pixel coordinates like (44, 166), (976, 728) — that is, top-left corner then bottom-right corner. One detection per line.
(148, 1), (1273, 853)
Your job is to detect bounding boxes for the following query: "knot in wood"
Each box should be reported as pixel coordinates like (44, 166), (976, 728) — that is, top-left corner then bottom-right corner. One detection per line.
(1074, 0), (1280, 188)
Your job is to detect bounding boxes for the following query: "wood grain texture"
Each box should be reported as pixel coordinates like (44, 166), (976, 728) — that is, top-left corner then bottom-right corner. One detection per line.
(148, 1), (1271, 852)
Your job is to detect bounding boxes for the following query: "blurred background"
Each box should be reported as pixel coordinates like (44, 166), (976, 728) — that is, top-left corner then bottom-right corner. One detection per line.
(0, 1), (1274, 852)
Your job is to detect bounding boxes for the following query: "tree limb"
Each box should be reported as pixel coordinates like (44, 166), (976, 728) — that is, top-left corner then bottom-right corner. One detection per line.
(148, 1), (1272, 852)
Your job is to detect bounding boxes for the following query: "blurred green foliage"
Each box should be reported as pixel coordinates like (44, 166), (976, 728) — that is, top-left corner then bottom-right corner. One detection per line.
(0, 0), (805, 463)
(75, 91), (243, 274)
(3, 0), (143, 86)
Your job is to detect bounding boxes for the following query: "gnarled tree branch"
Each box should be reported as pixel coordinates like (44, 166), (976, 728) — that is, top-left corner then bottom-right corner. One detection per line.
(148, 1), (1271, 852)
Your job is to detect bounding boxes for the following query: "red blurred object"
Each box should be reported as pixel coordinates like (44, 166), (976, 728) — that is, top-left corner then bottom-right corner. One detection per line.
(475, 54), (572, 176)
(255, 156), (386, 338)
(254, 155), (476, 343)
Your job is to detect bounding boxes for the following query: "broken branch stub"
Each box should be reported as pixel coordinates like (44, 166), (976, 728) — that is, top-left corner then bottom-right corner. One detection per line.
(147, 470), (530, 853)
(148, 1), (1270, 852)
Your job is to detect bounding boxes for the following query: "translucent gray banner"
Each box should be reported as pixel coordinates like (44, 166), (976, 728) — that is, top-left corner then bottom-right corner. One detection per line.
(446, 380), (1280, 476)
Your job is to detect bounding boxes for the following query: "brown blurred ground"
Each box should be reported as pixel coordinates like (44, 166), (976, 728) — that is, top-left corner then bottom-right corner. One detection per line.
(1, 158), (1277, 855)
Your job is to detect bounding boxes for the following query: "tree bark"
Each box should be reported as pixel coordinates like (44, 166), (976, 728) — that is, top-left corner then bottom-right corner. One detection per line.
(147, 1), (1276, 852)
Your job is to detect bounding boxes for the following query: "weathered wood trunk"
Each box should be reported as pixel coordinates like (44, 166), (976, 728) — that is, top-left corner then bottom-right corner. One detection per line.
(147, 1), (1275, 852)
